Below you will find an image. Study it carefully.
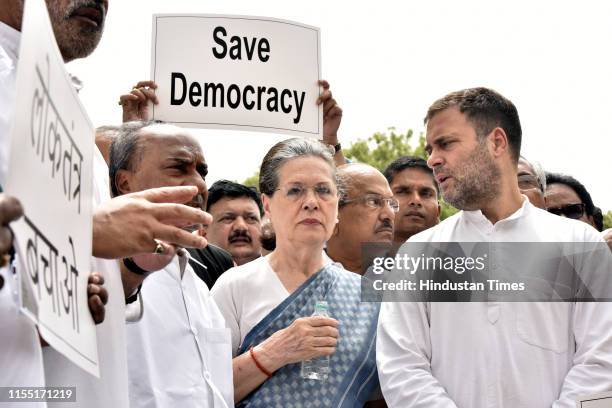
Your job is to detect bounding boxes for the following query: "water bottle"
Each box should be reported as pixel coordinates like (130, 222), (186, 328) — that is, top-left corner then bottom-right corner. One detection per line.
(301, 300), (331, 381)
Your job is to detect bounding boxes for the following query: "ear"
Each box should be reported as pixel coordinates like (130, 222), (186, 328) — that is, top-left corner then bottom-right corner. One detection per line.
(262, 194), (272, 219)
(489, 127), (509, 159)
(115, 169), (134, 195)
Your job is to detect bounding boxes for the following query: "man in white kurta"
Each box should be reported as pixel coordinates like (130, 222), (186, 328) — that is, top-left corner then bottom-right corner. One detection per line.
(126, 250), (233, 408)
(0, 22), (47, 405)
(376, 87), (612, 408)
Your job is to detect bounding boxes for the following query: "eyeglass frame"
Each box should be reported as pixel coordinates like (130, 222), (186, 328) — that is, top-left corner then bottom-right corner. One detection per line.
(340, 194), (400, 213)
(546, 202), (586, 220)
(517, 173), (543, 192)
(274, 182), (338, 202)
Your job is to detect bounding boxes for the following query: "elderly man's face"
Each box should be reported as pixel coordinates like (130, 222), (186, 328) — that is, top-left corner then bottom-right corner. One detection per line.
(517, 158), (545, 209)
(390, 168), (440, 243)
(45, 0), (109, 61)
(426, 107), (501, 210)
(337, 168), (395, 246)
(115, 125), (207, 211)
(207, 197), (262, 265)
(545, 183), (594, 227)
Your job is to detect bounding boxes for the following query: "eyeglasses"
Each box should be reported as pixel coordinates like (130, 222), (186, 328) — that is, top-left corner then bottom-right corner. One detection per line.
(547, 203), (585, 220)
(275, 183), (337, 202)
(341, 194), (400, 213)
(517, 174), (542, 191)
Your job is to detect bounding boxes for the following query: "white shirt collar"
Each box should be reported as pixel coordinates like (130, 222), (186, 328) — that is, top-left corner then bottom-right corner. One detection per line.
(0, 21), (21, 62)
(462, 195), (532, 227)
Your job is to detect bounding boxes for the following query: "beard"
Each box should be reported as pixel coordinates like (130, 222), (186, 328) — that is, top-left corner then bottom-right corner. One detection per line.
(438, 141), (501, 210)
(46, 0), (106, 62)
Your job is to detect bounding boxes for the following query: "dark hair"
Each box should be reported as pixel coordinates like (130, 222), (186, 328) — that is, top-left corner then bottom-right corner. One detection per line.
(259, 138), (336, 196)
(593, 206), (604, 232)
(108, 120), (161, 197)
(383, 156), (438, 196)
(207, 180), (264, 216)
(424, 87), (522, 163)
(545, 172), (596, 218)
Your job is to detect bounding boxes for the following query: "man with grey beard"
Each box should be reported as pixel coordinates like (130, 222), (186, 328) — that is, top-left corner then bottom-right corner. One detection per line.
(1, 1), (211, 407)
(377, 87), (612, 407)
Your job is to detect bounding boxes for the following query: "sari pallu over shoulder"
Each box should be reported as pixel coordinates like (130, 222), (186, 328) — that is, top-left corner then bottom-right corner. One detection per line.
(237, 264), (381, 408)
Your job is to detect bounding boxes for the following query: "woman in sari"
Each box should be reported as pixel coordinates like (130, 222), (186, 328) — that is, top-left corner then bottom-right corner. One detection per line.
(211, 138), (381, 407)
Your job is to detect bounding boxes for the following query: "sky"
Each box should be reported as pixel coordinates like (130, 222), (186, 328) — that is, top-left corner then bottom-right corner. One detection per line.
(68, 0), (612, 211)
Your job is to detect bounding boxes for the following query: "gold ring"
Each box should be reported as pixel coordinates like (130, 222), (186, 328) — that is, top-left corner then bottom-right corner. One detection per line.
(132, 86), (139, 91)
(153, 239), (165, 255)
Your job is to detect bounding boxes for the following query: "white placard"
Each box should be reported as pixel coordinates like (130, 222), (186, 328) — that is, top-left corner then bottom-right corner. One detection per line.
(151, 14), (322, 137)
(5, 0), (98, 377)
(577, 392), (612, 408)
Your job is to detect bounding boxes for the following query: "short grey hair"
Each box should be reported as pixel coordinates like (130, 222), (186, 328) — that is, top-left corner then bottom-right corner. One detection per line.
(259, 138), (336, 196)
(108, 120), (161, 197)
(519, 155), (546, 193)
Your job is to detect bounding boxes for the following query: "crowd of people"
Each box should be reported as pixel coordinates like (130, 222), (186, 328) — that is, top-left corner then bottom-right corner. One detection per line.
(1, 1), (611, 408)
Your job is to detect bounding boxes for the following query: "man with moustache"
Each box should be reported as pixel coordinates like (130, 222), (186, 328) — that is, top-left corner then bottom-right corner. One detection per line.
(109, 121), (233, 408)
(383, 156), (440, 246)
(377, 87), (612, 407)
(204, 180), (263, 267)
(1, 2), (210, 407)
(326, 163), (397, 274)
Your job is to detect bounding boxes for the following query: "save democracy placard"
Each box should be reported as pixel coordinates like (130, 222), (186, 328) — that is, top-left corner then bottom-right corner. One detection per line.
(151, 14), (322, 137)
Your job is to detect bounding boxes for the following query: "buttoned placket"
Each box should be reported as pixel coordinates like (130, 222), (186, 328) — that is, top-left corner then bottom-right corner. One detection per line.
(174, 250), (229, 408)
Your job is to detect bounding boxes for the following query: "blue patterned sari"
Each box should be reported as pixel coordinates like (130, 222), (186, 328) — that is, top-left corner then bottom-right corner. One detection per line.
(236, 264), (380, 408)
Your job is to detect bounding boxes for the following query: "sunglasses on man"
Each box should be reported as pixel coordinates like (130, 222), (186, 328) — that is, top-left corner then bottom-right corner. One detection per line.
(546, 203), (585, 220)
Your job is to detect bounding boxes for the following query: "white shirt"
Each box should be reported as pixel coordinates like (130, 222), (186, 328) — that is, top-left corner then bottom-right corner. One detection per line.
(0, 21), (46, 407)
(126, 250), (233, 408)
(211, 256), (289, 356)
(377, 198), (612, 408)
(0, 22), (131, 406)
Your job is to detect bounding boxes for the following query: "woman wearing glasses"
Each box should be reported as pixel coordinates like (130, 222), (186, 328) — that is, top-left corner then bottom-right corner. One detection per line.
(211, 138), (381, 407)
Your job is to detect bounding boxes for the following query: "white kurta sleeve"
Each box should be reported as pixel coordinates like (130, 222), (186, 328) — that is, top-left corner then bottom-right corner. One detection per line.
(376, 301), (458, 408)
(553, 238), (612, 407)
(551, 301), (612, 407)
(210, 275), (242, 356)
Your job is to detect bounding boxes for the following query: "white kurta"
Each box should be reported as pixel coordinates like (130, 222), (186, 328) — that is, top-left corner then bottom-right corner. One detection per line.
(0, 21), (45, 408)
(0, 22), (131, 406)
(377, 198), (612, 408)
(126, 250), (234, 408)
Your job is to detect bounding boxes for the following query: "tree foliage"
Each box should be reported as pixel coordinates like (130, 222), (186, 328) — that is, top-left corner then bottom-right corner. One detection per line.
(604, 210), (612, 230)
(241, 127), (459, 220)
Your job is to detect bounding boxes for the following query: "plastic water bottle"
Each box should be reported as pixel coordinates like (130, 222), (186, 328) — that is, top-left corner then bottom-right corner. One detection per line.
(301, 300), (331, 380)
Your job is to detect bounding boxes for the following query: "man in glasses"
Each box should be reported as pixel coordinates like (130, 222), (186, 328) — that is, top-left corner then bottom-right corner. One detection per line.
(326, 163), (396, 274)
(517, 156), (546, 209)
(545, 172), (597, 229)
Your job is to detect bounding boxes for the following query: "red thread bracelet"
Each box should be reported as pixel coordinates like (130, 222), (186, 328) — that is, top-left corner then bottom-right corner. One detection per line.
(249, 346), (272, 378)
